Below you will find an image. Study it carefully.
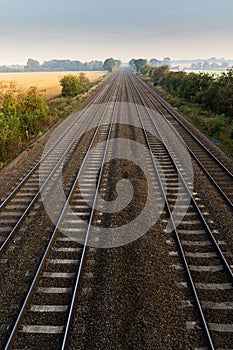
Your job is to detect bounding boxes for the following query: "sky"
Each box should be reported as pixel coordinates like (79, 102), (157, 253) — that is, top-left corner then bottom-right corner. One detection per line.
(0, 0), (233, 65)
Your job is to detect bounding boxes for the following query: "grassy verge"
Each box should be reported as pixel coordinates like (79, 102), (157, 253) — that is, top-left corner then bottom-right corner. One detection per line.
(0, 74), (108, 170)
(48, 74), (107, 119)
(147, 82), (233, 159)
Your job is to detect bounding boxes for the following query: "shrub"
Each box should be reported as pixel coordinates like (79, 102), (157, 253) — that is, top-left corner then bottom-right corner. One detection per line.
(59, 74), (82, 97)
(0, 81), (48, 163)
(59, 73), (90, 97)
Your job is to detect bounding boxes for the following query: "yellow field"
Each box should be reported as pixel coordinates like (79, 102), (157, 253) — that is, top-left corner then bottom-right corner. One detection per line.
(0, 71), (106, 99)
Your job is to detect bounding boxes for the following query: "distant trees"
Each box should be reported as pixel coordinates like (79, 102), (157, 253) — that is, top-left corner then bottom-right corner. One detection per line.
(163, 57), (171, 66)
(134, 59), (148, 72)
(129, 58), (148, 72)
(103, 58), (115, 72)
(114, 59), (121, 69)
(149, 58), (162, 67)
(191, 60), (230, 70)
(148, 57), (172, 67)
(103, 58), (121, 72)
(1, 59), (105, 73)
(129, 59), (136, 69)
(21, 58), (122, 72)
(42, 59), (104, 72)
(59, 73), (91, 97)
(24, 58), (40, 71)
(22, 59), (105, 72)
(129, 58), (171, 72)
(86, 60), (103, 71)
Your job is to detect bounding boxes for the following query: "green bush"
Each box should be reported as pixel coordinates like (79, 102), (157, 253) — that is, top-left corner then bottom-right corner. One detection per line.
(0, 81), (48, 164)
(59, 74), (82, 97)
(59, 73), (91, 97)
(142, 66), (233, 159)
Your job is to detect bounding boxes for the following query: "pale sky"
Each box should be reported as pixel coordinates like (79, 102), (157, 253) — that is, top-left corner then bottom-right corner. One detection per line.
(0, 0), (233, 65)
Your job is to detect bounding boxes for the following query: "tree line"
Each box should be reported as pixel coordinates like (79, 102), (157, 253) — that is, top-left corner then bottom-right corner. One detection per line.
(130, 62), (233, 156)
(0, 58), (121, 73)
(143, 65), (233, 118)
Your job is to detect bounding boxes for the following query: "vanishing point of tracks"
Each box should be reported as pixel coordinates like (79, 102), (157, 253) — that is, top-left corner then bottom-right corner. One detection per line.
(0, 69), (232, 349)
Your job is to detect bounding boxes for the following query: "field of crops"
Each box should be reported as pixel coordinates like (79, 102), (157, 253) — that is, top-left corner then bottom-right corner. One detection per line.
(0, 71), (106, 99)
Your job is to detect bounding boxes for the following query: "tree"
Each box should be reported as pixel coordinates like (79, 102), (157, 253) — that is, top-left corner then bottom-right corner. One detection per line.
(203, 61), (210, 70)
(103, 58), (116, 72)
(133, 59), (148, 73)
(149, 58), (162, 67)
(41, 59), (104, 71)
(149, 65), (170, 84)
(114, 59), (122, 68)
(25, 58), (40, 71)
(59, 74), (82, 97)
(86, 60), (103, 70)
(163, 57), (171, 67)
(221, 61), (229, 68)
(129, 59), (136, 70)
(78, 73), (91, 93)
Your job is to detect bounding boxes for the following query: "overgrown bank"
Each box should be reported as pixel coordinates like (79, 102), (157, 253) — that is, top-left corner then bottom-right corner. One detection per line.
(135, 64), (233, 159)
(0, 73), (107, 169)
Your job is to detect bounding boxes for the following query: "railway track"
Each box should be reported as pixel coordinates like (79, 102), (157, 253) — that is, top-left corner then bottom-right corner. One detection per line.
(132, 72), (233, 207)
(0, 73), (120, 252)
(2, 73), (123, 350)
(126, 71), (233, 349)
(1, 69), (232, 349)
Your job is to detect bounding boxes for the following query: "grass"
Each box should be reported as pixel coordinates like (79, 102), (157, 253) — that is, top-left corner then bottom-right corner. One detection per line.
(0, 71), (106, 100)
(153, 85), (233, 159)
(0, 71), (109, 169)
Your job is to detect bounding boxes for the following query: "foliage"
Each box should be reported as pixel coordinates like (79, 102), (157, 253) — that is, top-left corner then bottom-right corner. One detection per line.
(59, 73), (91, 97)
(191, 60), (230, 70)
(41, 59), (104, 72)
(23, 59), (105, 72)
(103, 58), (121, 72)
(145, 66), (233, 119)
(129, 58), (148, 73)
(149, 58), (163, 67)
(24, 58), (40, 71)
(78, 73), (91, 92)
(59, 74), (82, 97)
(0, 71), (103, 168)
(143, 66), (233, 158)
(0, 82), (49, 165)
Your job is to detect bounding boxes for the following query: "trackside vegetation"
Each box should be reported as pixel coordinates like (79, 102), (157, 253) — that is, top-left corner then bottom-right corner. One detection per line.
(0, 82), (49, 166)
(134, 63), (233, 158)
(0, 73), (100, 168)
(59, 73), (91, 97)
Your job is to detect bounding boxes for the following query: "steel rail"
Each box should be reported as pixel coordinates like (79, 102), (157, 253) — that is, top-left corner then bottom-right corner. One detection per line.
(0, 74), (119, 252)
(0, 73), (114, 209)
(128, 71), (233, 278)
(125, 72), (222, 350)
(132, 72), (233, 207)
(61, 70), (123, 350)
(4, 73), (122, 350)
(136, 72), (233, 176)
